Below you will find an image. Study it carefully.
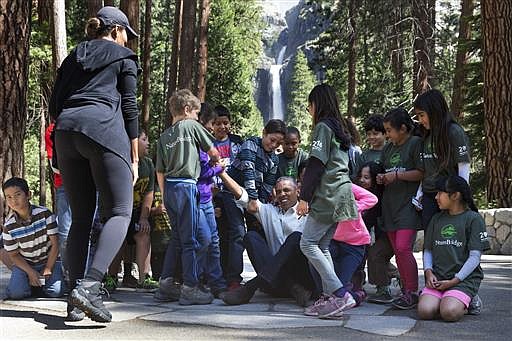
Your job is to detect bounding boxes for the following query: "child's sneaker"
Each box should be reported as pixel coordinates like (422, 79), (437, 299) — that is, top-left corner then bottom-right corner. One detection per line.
(317, 292), (356, 318)
(136, 275), (159, 292)
(103, 274), (118, 292)
(179, 284), (214, 305)
(153, 277), (181, 302)
(65, 300), (85, 322)
(304, 294), (330, 316)
(70, 280), (112, 323)
(122, 273), (138, 288)
(392, 291), (418, 310)
(368, 286), (394, 304)
(468, 294), (483, 315)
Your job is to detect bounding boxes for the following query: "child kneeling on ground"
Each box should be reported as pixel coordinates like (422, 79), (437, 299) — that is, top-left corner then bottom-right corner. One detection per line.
(418, 176), (489, 322)
(2, 177), (65, 299)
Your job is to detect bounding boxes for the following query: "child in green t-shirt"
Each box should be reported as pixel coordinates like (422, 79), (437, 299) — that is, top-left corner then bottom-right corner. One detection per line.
(297, 84), (359, 319)
(154, 89), (220, 305)
(377, 108), (424, 310)
(413, 89), (471, 229)
(419, 176), (489, 322)
(277, 126), (309, 180)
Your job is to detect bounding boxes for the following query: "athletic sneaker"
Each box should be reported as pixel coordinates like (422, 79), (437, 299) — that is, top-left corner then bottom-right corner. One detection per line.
(70, 280), (112, 323)
(368, 286), (394, 304)
(153, 277), (181, 302)
(317, 292), (356, 318)
(468, 294), (483, 315)
(65, 301), (85, 322)
(136, 275), (159, 292)
(392, 292), (418, 310)
(179, 284), (214, 305)
(103, 274), (118, 292)
(122, 274), (138, 288)
(304, 294), (330, 316)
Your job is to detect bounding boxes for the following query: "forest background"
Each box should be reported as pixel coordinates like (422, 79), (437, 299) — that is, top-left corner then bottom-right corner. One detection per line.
(0, 0), (510, 219)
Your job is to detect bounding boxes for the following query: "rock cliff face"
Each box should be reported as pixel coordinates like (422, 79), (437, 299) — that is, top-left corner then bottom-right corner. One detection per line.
(255, 0), (329, 122)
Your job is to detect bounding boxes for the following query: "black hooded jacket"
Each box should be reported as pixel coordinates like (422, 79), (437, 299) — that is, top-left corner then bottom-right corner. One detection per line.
(49, 39), (140, 168)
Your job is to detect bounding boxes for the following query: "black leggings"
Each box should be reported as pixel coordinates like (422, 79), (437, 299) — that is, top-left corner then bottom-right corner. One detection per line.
(55, 131), (133, 284)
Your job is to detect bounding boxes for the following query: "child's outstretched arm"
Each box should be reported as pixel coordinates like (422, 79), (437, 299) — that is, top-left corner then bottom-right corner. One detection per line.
(218, 171), (243, 200)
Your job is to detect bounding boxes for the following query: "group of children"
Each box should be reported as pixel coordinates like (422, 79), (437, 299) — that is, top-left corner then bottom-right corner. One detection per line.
(1, 86), (489, 323)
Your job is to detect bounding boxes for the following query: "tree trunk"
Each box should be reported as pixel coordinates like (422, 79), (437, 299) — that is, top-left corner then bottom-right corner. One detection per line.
(141, 0), (152, 129)
(390, 3), (404, 91)
(412, 0), (435, 97)
(53, 0), (68, 70)
(38, 0), (53, 207)
(0, 0), (32, 218)
(450, 0), (474, 119)
(167, 0), (183, 116)
(178, 0), (197, 90)
(195, 0), (210, 101)
(346, 0), (357, 119)
(120, 0), (140, 53)
(87, 0), (103, 18)
(104, 0), (115, 6)
(482, 0), (512, 208)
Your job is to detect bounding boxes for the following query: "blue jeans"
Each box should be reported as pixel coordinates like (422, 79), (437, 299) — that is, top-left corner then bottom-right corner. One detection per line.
(197, 201), (226, 290)
(55, 186), (72, 277)
(7, 261), (65, 299)
(217, 191), (246, 284)
(421, 192), (440, 231)
(161, 179), (201, 287)
(300, 216), (342, 294)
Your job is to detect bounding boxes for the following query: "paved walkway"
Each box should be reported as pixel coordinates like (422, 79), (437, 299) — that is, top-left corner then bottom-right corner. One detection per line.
(3, 253), (512, 339)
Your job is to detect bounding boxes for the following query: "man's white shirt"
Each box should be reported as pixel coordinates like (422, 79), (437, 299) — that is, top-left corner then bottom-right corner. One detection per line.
(236, 188), (305, 255)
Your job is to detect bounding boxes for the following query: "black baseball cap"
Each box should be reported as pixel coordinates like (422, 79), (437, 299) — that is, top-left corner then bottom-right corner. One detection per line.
(97, 6), (138, 40)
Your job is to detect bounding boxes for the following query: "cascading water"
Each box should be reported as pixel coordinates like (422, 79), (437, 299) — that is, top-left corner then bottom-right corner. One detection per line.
(269, 46), (286, 120)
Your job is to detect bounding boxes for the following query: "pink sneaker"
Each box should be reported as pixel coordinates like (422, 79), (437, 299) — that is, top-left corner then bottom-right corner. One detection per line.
(318, 292), (356, 318)
(304, 294), (330, 316)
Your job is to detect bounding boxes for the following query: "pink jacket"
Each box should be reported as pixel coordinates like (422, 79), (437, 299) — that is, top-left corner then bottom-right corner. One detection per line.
(332, 184), (377, 245)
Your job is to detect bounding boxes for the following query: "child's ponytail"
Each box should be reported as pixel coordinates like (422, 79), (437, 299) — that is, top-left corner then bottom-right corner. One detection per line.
(443, 176), (478, 213)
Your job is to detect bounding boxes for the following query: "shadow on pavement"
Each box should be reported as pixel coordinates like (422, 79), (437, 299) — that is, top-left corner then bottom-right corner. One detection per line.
(0, 308), (106, 330)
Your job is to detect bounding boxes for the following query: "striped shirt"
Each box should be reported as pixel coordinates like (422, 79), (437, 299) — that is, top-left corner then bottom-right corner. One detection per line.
(227, 136), (279, 203)
(2, 205), (58, 265)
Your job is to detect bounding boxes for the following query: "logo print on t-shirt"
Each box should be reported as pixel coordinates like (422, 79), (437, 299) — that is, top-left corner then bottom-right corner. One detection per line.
(390, 152), (401, 167)
(441, 224), (457, 239)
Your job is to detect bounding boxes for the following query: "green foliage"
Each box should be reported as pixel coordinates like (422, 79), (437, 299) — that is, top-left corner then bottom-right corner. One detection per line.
(286, 50), (316, 143)
(206, 0), (264, 138)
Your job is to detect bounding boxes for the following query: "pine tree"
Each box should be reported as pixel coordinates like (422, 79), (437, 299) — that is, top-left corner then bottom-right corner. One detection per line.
(206, 0), (263, 137)
(286, 50), (316, 143)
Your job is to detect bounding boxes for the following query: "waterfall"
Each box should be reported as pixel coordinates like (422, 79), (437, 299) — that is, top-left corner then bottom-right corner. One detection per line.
(269, 46), (286, 121)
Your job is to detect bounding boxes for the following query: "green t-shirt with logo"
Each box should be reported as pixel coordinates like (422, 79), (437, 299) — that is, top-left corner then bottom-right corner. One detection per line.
(421, 123), (471, 193)
(424, 210), (490, 297)
(277, 149), (309, 180)
(133, 157), (155, 210)
(309, 122), (358, 224)
(156, 119), (214, 180)
(380, 135), (423, 231)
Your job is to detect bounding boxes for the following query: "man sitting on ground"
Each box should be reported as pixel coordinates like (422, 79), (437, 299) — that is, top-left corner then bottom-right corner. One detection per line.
(218, 172), (315, 306)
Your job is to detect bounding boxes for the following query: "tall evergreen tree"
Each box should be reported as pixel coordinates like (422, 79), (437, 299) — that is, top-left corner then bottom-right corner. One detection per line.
(286, 50), (316, 143)
(206, 0), (263, 137)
